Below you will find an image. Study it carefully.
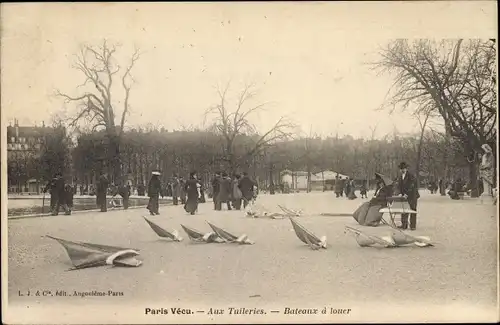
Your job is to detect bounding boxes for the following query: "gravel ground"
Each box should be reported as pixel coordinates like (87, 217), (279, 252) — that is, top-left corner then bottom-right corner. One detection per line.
(6, 192), (498, 322)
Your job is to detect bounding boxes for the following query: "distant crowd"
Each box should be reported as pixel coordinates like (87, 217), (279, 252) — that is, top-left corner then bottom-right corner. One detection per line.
(42, 170), (258, 216)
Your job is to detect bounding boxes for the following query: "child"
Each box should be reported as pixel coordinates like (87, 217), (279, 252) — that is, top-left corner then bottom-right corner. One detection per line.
(360, 183), (368, 199)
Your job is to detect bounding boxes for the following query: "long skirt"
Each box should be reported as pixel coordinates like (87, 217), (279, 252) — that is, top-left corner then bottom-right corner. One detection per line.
(184, 196), (198, 214)
(147, 195), (159, 214)
(352, 202), (384, 226)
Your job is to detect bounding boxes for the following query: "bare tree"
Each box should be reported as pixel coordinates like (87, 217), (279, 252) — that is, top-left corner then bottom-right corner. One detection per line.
(55, 40), (141, 182)
(414, 108), (434, 188)
(366, 123), (379, 189)
(204, 83), (296, 173)
(374, 39), (497, 195)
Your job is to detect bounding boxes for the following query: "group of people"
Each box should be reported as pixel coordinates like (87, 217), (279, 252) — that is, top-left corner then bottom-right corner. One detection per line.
(143, 170), (258, 216)
(334, 177), (358, 200)
(145, 171), (202, 216)
(43, 173), (74, 215)
(352, 161), (420, 230)
(210, 172), (258, 211)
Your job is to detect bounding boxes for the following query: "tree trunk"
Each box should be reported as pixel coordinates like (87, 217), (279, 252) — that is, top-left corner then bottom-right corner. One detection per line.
(415, 113), (430, 189)
(269, 163), (275, 194)
(468, 158), (479, 198)
(416, 141), (423, 188)
(106, 130), (121, 184)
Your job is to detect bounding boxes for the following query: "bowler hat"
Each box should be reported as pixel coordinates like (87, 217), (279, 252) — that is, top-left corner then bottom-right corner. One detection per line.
(398, 162), (408, 169)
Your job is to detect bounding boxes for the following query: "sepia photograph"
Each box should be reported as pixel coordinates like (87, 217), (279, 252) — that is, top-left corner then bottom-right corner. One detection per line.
(1, 2), (498, 324)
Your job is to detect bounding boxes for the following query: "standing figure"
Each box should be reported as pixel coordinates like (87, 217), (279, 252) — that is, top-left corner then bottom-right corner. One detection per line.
(147, 171), (162, 215)
(344, 179), (351, 198)
(48, 173), (66, 215)
(119, 182), (131, 209)
(396, 162), (420, 230)
(171, 175), (181, 205)
(211, 172), (221, 210)
(179, 176), (187, 205)
(216, 172), (232, 210)
(160, 184), (167, 199)
(43, 175), (58, 214)
(359, 183), (368, 199)
(96, 172), (109, 212)
(334, 175), (343, 198)
(166, 182), (173, 197)
(438, 179), (445, 196)
(137, 183), (146, 196)
(184, 171), (201, 215)
(347, 179), (357, 200)
(63, 184), (74, 215)
(238, 172), (256, 208)
(231, 174), (243, 210)
(479, 144), (495, 199)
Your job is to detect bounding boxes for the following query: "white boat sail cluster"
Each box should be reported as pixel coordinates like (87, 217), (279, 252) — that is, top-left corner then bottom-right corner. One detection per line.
(45, 201), (434, 270)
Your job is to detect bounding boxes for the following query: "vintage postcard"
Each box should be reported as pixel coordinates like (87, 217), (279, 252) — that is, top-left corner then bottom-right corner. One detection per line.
(1, 1), (498, 324)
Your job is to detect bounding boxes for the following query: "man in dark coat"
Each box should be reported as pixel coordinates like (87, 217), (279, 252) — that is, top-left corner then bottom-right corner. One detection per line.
(238, 172), (256, 208)
(119, 182), (131, 209)
(171, 175), (181, 205)
(96, 172), (109, 212)
(137, 183), (146, 196)
(147, 171), (162, 215)
(211, 172), (221, 210)
(334, 175), (344, 198)
(44, 173), (66, 215)
(216, 172), (232, 210)
(396, 162), (420, 230)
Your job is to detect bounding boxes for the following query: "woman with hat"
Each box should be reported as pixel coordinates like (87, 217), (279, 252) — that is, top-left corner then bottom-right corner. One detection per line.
(184, 171), (201, 215)
(147, 171), (162, 215)
(352, 172), (394, 226)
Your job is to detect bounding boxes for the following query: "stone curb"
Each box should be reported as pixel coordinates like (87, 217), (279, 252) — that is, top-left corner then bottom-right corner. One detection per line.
(7, 203), (173, 220)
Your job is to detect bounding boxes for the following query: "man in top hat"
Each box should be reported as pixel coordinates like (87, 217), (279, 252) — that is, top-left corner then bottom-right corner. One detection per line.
(396, 162), (420, 230)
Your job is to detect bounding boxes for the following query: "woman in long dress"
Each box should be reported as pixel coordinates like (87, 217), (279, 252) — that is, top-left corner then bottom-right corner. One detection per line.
(184, 171), (201, 215)
(231, 174), (243, 210)
(352, 172), (393, 226)
(347, 179), (357, 200)
(147, 171), (162, 215)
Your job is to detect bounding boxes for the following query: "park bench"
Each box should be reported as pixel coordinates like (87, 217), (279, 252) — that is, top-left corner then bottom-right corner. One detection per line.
(379, 196), (417, 228)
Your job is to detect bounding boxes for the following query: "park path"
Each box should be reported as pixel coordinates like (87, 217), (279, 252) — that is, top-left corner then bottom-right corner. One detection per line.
(6, 192), (498, 322)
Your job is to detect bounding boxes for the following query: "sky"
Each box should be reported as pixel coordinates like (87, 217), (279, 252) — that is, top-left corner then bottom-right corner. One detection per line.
(1, 2), (496, 139)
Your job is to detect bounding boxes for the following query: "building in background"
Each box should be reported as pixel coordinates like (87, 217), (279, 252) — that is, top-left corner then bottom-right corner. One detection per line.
(7, 119), (57, 194)
(280, 169), (351, 192)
